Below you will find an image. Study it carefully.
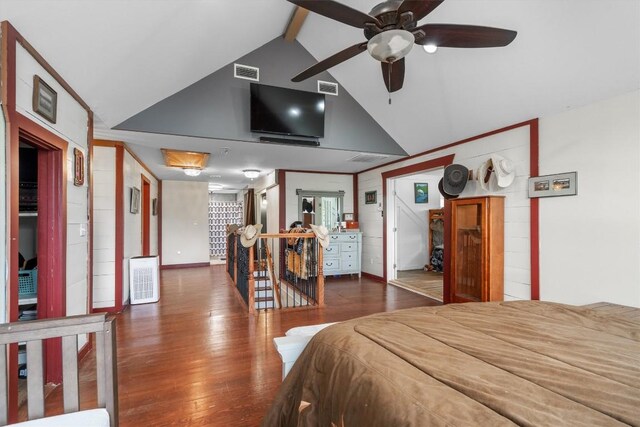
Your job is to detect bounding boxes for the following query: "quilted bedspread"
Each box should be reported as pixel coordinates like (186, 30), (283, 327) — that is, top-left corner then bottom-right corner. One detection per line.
(262, 301), (640, 426)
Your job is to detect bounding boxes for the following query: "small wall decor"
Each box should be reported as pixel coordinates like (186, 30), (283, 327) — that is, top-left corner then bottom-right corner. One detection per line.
(73, 148), (84, 186)
(32, 75), (57, 124)
(365, 190), (377, 204)
(528, 172), (577, 198)
(414, 183), (428, 203)
(152, 198), (158, 216)
(343, 213), (354, 221)
(130, 187), (140, 214)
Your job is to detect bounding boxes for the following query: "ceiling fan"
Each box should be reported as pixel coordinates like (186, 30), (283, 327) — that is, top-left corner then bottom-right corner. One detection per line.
(287, 0), (517, 93)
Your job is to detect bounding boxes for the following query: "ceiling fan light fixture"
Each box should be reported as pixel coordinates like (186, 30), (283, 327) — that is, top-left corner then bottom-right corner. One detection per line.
(423, 43), (438, 54)
(367, 29), (415, 62)
(183, 168), (202, 177)
(243, 169), (260, 179)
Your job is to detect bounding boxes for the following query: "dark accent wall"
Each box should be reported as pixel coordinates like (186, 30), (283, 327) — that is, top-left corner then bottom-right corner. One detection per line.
(115, 37), (407, 156)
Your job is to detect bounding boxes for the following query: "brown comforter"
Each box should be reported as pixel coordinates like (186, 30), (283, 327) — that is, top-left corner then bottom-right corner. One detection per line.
(262, 301), (640, 426)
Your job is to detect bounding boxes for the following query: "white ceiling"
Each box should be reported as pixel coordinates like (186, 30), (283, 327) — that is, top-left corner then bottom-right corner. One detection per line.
(2, 0), (639, 189)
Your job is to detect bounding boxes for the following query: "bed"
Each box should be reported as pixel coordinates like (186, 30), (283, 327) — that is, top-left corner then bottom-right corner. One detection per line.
(263, 301), (640, 426)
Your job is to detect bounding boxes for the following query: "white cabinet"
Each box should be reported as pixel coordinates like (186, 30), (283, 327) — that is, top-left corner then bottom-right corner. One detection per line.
(322, 232), (362, 277)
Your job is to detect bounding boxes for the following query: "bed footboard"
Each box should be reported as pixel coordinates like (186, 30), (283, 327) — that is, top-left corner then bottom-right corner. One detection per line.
(0, 313), (118, 426)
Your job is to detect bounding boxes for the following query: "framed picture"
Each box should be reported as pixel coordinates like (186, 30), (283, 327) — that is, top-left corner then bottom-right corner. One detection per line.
(528, 172), (578, 198)
(414, 183), (428, 203)
(73, 148), (84, 186)
(152, 198), (158, 216)
(130, 187), (140, 214)
(32, 75), (57, 124)
(343, 213), (354, 221)
(365, 190), (377, 204)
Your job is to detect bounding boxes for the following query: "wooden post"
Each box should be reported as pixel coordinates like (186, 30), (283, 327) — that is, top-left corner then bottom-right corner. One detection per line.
(317, 241), (324, 307)
(248, 245), (255, 314)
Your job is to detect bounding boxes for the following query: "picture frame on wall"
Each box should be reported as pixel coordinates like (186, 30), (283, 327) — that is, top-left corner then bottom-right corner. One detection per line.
(528, 172), (578, 198)
(343, 213), (354, 221)
(414, 183), (428, 203)
(152, 198), (158, 216)
(32, 75), (57, 124)
(365, 190), (377, 204)
(130, 187), (140, 214)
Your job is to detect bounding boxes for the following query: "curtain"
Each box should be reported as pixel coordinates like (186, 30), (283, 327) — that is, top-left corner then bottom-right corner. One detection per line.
(243, 188), (255, 225)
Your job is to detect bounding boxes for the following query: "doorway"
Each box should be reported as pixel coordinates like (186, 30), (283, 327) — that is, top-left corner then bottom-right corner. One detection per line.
(12, 129), (66, 408)
(386, 169), (445, 302)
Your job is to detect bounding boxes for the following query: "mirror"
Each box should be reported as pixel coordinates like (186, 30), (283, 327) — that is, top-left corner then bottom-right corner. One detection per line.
(297, 190), (344, 231)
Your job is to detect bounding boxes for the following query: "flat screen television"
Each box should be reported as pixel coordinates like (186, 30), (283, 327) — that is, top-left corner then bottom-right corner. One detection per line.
(250, 83), (325, 138)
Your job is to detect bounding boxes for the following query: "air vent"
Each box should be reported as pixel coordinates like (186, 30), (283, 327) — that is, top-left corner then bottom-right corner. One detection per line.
(317, 80), (338, 96)
(234, 64), (259, 81)
(348, 153), (389, 163)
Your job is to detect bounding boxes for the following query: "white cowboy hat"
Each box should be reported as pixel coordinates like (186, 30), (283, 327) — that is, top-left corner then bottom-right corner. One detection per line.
(309, 224), (330, 248)
(491, 154), (515, 188)
(240, 224), (262, 248)
(476, 159), (493, 191)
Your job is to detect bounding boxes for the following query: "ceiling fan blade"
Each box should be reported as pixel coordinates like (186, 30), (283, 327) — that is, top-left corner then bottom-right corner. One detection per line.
(287, 0), (380, 28)
(414, 24), (517, 48)
(381, 59), (405, 93)
(292, 42), (368, 82)
(397, 0), (444, 22)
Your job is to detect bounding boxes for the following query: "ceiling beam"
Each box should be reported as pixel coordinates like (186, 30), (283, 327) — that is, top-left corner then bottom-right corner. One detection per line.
(283, 6), (309, 42)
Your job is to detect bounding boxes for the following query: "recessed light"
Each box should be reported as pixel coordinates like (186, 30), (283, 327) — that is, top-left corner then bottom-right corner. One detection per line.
(423, 44), (438, 54)
(184, 169), (201, 177)
(243, 169), (260, 179)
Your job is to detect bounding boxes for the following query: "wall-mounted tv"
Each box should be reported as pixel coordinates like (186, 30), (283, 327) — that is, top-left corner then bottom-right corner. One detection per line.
(250, 83), (325, 138)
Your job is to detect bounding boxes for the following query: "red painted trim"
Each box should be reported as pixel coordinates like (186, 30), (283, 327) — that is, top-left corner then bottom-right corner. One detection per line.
(361, 272), (385, 284)
(160, 262), (210, 270)
(88, 115), (94, 314)
(352, 174), (359, 221)
(114, 146), (125, 312)
(380, 155), (455, 282)
(358, 119), (539, 174)
(442, 200), (452, 304)
(529, 119), (540, 300)
(279, 168), (356, 176)
(141, 174), (151, 256)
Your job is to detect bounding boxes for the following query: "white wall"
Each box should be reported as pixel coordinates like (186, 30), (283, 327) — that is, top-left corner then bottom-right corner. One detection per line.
(359, 125), (532, 300)
(162, 181), (209, 266)
(285, 172), (354, 228)
(394, 172), (443, 271)
(15, 43), (90, 344)
(122, 150), (158, 303)
(92, 146), (116, 309)
(539, 90), (640, 307)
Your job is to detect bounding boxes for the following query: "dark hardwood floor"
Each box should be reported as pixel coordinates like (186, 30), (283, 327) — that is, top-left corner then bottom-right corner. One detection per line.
(38, 265), (439, 426)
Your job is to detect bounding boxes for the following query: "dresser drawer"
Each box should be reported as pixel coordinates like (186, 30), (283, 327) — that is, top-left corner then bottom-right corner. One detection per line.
(323, 246), (340, 258)
(341, 260), (359, 271)
(323, 259), (340, 272)
(340, 252), (357, 263)
(340, 242), (357, 252)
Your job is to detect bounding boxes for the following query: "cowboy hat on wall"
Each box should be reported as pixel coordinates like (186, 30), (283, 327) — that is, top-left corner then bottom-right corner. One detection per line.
(439, 164), (469, 199)
(477, 155), (516, 191)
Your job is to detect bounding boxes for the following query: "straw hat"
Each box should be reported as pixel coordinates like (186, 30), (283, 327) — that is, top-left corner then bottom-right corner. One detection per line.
(309, 224), (330, 248)
(476, 159), (492, 191)
(240, 224), (262, 248)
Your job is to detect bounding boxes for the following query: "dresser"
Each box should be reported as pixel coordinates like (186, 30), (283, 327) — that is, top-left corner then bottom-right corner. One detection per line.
(322, 232), (362, 277)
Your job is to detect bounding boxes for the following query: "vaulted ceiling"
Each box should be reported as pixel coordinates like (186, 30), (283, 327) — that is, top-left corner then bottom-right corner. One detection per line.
(1, 0), (639, 192)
